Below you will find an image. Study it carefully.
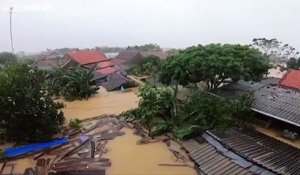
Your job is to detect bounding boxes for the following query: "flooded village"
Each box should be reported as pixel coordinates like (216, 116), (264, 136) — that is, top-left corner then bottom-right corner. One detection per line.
(1, 45), (300, 175)
(1, 1), (300, 175)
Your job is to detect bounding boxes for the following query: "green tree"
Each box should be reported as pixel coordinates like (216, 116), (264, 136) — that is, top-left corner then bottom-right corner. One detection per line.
(122, 84), (178, 136)
(0, 52), (17, 64)
(0, 63), (65, 143)
(122, 84), (252, 140)
(47, 67), (99, 101)
(160, 44), (271, 90)
(127, 43), (161, 51)
(128, 55), (161, 77)
(175, 91), (253, 140)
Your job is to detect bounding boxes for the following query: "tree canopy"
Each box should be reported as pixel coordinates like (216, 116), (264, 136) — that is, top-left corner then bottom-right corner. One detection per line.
(123, 84), (252, 140)
(127, 43), (161, 51)
(159, 44), (271, 90)
(252, 38), (299, 64)
(128, 55), (162, 76)
(0, 63), (65, 142)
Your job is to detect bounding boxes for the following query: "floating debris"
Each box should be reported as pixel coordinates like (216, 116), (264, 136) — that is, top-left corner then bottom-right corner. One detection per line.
(0, 115), (127, 175)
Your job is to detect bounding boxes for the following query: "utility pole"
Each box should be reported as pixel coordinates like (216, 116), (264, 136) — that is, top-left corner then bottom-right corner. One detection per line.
(9, 7), (14, 53)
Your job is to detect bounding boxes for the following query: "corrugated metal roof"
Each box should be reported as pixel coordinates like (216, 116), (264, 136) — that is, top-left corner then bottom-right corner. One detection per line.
(101, 73), (129, 91)
(216, 80), (300, 127)
(182, 137), (255, 175)
(210, 128), (300, 175)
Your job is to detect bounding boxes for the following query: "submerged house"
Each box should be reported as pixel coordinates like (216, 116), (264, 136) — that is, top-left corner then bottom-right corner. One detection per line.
(32, 57), (70, 70)
(279, 69), (300, 91)
(182, 75), (300, 175)
(140, 50), (168, 59)
(62, 50), (109, 69)
(64, 50), (134, 90)
(110, 50), (143, 71)
(33, 50), (133, 91)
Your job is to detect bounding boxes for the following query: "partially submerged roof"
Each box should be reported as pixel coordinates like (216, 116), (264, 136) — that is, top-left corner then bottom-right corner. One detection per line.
(280, 70), (300, 91)
(67, 50), (108, 65)
(216, 79), (300, 127)
(140, 50), (168, 59)
(2, 115), (127, 174)
(114, 50), (143, 65)
(83, 60), (114, 70)
(110, 58), (127, 65)
(115, 50), (141, 61)
(32, 57), (71, 70)
(210, 128), (300, 175)
(101, 73), (129, 91)
(95, 67), (117, 75)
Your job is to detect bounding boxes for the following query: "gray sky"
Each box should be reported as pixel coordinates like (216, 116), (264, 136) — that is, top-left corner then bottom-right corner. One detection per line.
(0, 0), (299, 52)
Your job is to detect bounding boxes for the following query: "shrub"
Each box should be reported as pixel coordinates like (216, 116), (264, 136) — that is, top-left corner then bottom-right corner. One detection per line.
(69, 118), (83, 130)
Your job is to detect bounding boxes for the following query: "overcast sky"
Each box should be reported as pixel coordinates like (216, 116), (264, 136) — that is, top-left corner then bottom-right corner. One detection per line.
(0, 0), (299, 53)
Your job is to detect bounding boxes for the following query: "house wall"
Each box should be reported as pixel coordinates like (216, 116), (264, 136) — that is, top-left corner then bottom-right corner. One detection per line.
(63, 60), (79, 69)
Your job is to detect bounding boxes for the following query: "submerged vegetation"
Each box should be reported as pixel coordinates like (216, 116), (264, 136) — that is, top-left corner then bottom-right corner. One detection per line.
(69, 118), (83, 130)
(128, 55), (161, 76)
(123, 84), (253, 140)
(0, 63), (65, 143)
(46, 67), (99, 101)
(124, 43), (269, 140)
(122, 84), (179, 136)
(0, 61), (98, 142)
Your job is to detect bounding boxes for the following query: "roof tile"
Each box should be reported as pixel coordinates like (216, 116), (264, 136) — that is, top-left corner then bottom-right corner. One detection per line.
(68, 50), (108, 65)
(280, 70), (300, 91)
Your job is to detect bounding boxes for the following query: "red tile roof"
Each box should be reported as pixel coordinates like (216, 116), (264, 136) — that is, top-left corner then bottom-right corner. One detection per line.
(84, 60), (114, 70)
(95, 67), (116, 75)
(67, 50), (108, 65)
(97, 61), (114, 69)
(279, 70), (300, 90)
(110, 58), (127, 65)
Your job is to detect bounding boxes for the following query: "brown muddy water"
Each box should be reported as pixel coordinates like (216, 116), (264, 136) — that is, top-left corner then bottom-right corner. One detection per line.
(3, 87), (197, 174)
(104, 128), (196, 175)
(58, 87), (139, 121)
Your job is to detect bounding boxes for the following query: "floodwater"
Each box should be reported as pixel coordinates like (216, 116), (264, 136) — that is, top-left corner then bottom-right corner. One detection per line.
(104, 128), (196, 175)
(5, 86), (197, 174)
(58, 87), (139, 121)
(268, 68), (286, 78)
